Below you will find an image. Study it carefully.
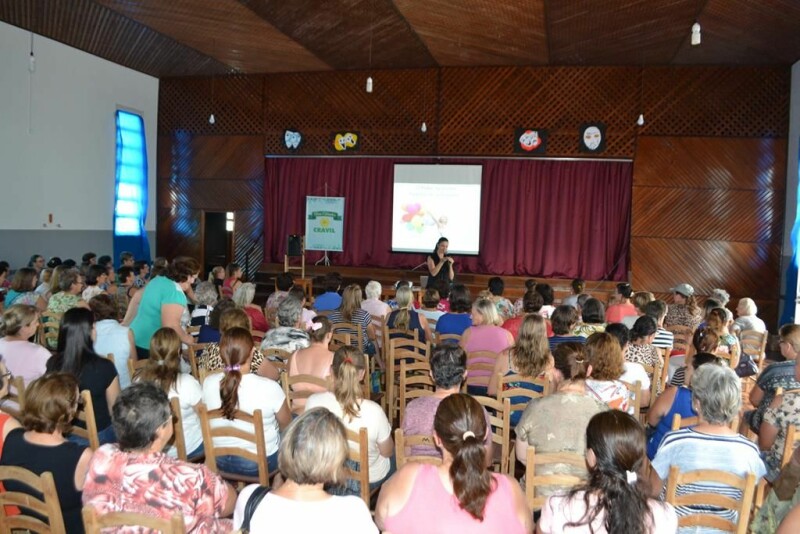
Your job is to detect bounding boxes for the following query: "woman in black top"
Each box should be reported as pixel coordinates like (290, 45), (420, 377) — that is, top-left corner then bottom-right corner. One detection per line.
(46, 307), (119, 445)
(426, 237), (455, 289)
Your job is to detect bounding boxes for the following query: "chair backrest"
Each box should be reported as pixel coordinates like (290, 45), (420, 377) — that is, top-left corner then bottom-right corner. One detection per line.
(664, 465), (756, 534)
(0, 466), (66, 533)
(285, 373), (331, 415)
(72, 389), (100, 450)
(473, 395), (511, 474)
(344, 427), (371, 507)
(466, 351), (499, 390)
(399, 360), (434, 427)
(372, 314), (387, 349)
(641, 358), (663, 405)
(261, 347), (292, 363)
(264, 306), (279, 330)
(38, 309), (62, 349)
(658, 346), (671, 391)
(433, 332), (462, 346)
(667, 325), (693, 354)
(82, 505), (185, 534)
(328, 331), (352, 352)
(782, 424), (800, 468)
(127, 357), (149, 382)
(331, 322), (365, 353)
(1, 376), (26, 420)
(671, 413), (699, 431)
(740, 329), (768, 372)
(387, 336), (429, 422)
(524, 446), (586, 512)
(496, 373), (550, 415)
(712, 350), (737, 370)
(618, 380), (642, 419)
(394, 428), (441, 469)
(197, 403), (269, 486)
(169, 397), (189, 462)
(186, 342), (211, 380)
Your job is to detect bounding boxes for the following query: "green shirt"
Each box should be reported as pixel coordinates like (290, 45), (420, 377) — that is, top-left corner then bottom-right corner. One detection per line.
(130, 276), (187, 349)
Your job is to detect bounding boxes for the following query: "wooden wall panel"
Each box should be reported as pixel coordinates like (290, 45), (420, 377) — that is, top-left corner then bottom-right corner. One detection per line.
(157, 135), (264, 181)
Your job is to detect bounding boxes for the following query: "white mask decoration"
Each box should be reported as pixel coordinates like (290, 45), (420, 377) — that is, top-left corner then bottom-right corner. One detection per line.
(284, 130), (302, 150)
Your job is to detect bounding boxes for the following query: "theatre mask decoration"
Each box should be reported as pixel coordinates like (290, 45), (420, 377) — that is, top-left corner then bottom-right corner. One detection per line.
(284, 130), (302, 150)
(514, 128), (547, 154)
(333, 132), (359, 152)
(579, 123), (607, 153)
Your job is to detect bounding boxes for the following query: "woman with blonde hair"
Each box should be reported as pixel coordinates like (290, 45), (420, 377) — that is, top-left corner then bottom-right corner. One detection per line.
(306, 345), (394, 493)
(137, 327), (204, 459)
(233, 282), (269, 335)
(387, 285), (431, 343)
(460, 297), (514, 395)
(487, 313), (552, 425)
(288, 316), (335, 412)
(202, 327), (291, 477)
(234, 408), (378, 533)
(329, 284), (377, 356)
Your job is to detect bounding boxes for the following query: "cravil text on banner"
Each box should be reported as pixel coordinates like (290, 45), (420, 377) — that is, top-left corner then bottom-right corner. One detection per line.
(305, 196), (345, 252)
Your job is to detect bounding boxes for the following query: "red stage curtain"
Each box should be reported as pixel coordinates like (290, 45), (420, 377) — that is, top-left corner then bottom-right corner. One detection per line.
(264, 157), (631, 280)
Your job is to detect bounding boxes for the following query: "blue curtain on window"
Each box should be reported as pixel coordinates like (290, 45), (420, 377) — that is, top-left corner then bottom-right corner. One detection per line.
(113, 110), (151, 264)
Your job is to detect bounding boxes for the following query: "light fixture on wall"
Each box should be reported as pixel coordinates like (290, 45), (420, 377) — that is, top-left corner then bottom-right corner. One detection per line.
(226, 212), (234, 232)
(28, 32), (36, 73)
(420, 121), (427, 133)
(691, 22), (701, 46)
(636, 114), (645, 126)
(365, 0), (374, 93)
(366, 76), (373, 93)
(208, 76), (216, 124)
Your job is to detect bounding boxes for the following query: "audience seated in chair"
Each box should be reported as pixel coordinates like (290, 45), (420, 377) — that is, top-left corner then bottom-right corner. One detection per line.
(376, 393), (532, 533)
(387, 286), (431, 344)
(327, 285), (377, 356)
(306, 346), (393, 494)
(584, 331), (639, 414)
(4, 267), (46, 310)
(573, 298), (606, 338)
(260, 295), (312, 354)
(536, 411), (677, 533)
(759, 358), (800, 482)
(288, 316), (334, 413)
(137, 327), (204, 460)
(82, 382), (235, 531)
(435, 284), (473, 338)
(670, 326), (720, 388)
(46, 308), (119, 446)
(663, 283), (702, 333)
(486, 276), (514, 322)
(314, 272), (343, 312)
(89, 294), (135, 389)
(733, 297), (767, 335)
(605, 283), (637, 324)
(234, 282), (269, 336)
(201, 308), (280, 381)
(0, 373), (93, 534)
(516, 343), (608, 488)
(460, 297), (514, 395)
(0, 304), (49, 388)
(202, 327), (291, 477)
(548, 304), (586, 351)
(503, 289), (549, 341)
(649, 365), (766, 524)
(233, 408), (377, 533)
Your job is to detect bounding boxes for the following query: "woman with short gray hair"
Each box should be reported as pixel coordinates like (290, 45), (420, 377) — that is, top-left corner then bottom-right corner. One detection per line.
(734, 297), (767, 334)
(260, 296), (311, 353)
(234, 282), (269, 334)
(190, 281), (218, 326)
(650, 365), (766, 525)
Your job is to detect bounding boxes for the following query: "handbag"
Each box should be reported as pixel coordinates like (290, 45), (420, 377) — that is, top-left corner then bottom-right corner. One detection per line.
(239, 485), (270, 534)
(735, 353), (759, 378)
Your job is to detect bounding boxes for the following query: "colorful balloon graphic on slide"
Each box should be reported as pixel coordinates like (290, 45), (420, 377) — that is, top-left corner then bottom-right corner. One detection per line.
(400, 202), (448, 234)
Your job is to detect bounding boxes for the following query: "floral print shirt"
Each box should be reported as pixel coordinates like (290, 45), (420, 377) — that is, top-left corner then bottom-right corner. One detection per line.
(82, 444), (232, 533)
(763, 392), (800, 481)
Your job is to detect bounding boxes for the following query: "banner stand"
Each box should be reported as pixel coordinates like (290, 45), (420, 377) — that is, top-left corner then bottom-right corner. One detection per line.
(306, 193), (345, 266)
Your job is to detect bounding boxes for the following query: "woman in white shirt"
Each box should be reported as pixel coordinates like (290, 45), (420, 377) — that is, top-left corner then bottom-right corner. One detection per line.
(234, 408), (377, 534)
(202, 327), (291, 476)
(136, 327), (204, 459)
(305, 345), (394, 493)
(90, 294), (136, 388)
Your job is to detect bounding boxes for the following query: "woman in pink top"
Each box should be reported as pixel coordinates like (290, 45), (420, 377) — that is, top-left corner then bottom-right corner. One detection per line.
(460, 297), (514, 395)
(0, 304), (50, 386)
(537, 410), (677, 534)
(288, 316), (334, 412)
(376, 393), (531, 534)
(605, 283), (638, 324)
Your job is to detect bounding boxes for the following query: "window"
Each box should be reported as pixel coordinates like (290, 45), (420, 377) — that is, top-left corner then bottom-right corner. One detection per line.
(114, 110), (150, 261)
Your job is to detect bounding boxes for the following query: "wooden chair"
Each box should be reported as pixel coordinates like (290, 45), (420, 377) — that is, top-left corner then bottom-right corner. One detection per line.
(0, 376), (26, 420)
(169, 397), (190, 462)
(496, 373), (550, 412)
(38, 309), (62, 350)
(329, 331), (352, 352)
(395, 428), (441, 469)
(0, 466), (66, 533)
(671, 413), (699, 430)
(466, 351), (499, 393)
(782, 425), (800, 468)
(664, 465), (756, 534)
(713, 350), (737, 370)
(740, 330), (768, 372)
(658, 346), (672, 389)
(71, 389), (100, 450)
(524, 446), (586, 512)
(619, 380), (642, 420)
(82, 506), (185, 534)
(185, 342), (211, 380)
(473, 395), (512, 474)
(331, 321), (365, 354)
(285, 373), (330, 415)
(127, 356), (149, 382)
(433, 332), (462, 346)
(186, 325), (201, 336)
(343, 427), (372, 507)
(667, 325), (693, 355)
(399, 360), (434, 426)
(387, 336), (429, 423)
(197, 403), (269, 486)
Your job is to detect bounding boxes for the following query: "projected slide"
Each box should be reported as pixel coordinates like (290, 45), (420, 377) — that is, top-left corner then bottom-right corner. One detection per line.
(391, 164), (482, 255)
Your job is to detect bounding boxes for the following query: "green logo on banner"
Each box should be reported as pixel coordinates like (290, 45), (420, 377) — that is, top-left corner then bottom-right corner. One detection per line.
(308, 211), (342, 221)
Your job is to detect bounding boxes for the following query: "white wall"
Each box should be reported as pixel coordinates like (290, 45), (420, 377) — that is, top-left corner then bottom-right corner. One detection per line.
(0, 20), (158, 265)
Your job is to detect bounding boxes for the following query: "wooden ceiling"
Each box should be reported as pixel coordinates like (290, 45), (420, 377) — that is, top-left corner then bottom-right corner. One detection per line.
(1, 0), (798, 77)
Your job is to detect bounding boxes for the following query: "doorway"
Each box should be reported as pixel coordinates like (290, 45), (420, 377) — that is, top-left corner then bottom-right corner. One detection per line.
(202, 211), (233, 277)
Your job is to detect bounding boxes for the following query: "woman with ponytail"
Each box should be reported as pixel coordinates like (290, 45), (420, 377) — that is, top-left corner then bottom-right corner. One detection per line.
(377, 393), (531, 533)
(305, 345), (393, 492)
(288, 316), (335, 412)
(386, 285), (431, 343)
(202, 327), (291, 476)
(538, 410), (677, 534)
(137, 327), (204, 459)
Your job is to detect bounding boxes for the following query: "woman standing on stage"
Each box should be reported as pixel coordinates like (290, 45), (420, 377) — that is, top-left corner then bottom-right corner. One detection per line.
(427, 237), (455, 289)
